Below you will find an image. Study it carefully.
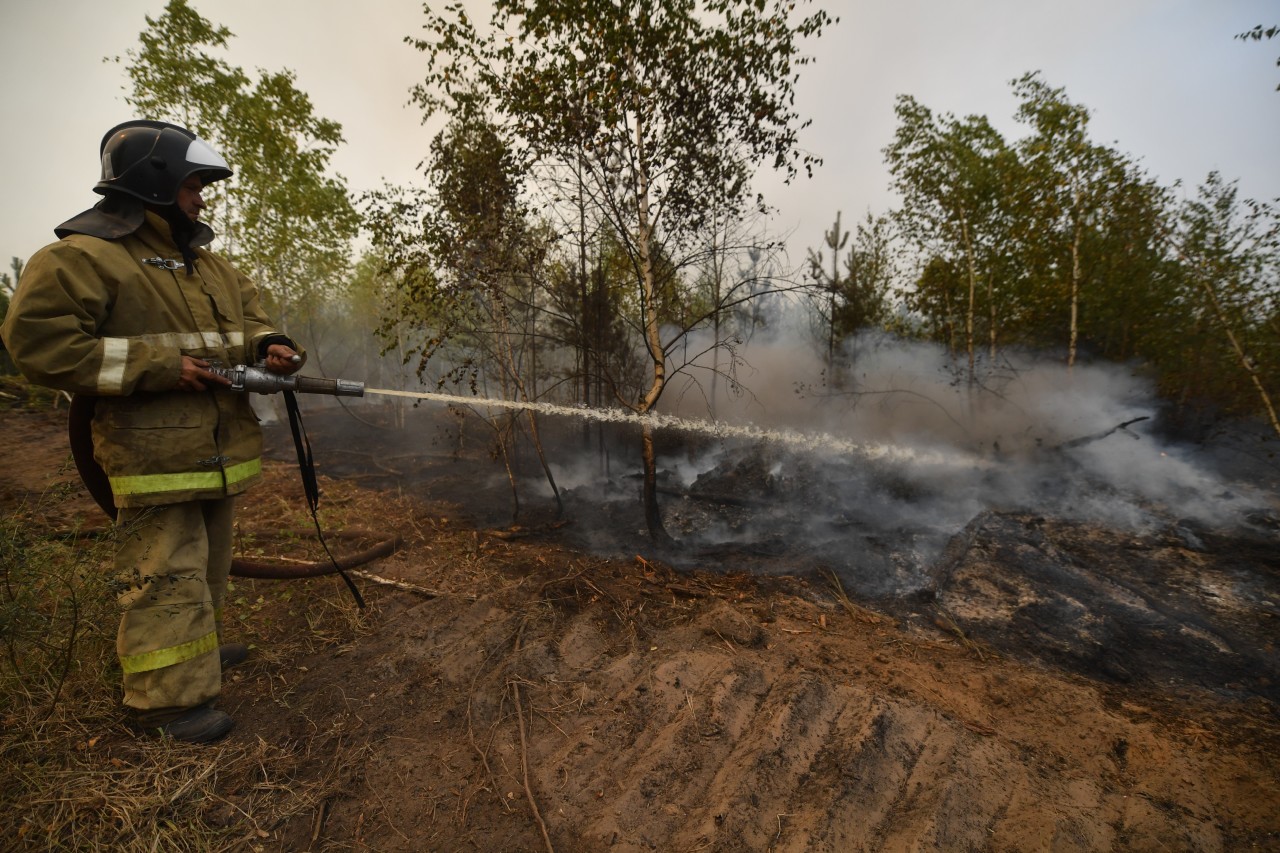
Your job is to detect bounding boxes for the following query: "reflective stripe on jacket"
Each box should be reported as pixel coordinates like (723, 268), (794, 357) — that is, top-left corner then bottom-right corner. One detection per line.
(1, 211), (288, 506)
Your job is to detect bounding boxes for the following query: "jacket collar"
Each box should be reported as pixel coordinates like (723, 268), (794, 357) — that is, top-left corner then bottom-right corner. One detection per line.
(55, 194), (216, 250)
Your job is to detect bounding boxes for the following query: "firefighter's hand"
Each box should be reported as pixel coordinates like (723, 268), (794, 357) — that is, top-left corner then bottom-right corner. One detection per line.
(177, 355), (230, 391)
(264, 344), (303, 375)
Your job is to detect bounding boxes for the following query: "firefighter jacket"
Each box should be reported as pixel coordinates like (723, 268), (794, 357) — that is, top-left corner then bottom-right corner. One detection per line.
(1, 210), (294, 507)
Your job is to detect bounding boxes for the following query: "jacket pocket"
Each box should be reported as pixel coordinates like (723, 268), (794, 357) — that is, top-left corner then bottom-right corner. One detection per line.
(94, 396), (211, 478)
(202, 278), (242, 327)
(104, 402), (203, 430)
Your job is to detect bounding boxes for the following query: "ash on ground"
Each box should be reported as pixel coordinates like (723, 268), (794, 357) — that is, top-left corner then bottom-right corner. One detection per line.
(288, 402), (1279, 703)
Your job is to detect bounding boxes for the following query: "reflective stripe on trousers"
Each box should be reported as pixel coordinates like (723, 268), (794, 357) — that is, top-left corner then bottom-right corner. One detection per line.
(115, 497), (236, 711)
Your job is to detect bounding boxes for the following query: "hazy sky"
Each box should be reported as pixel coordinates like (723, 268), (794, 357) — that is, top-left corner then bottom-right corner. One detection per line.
(1, 0), (1277, 273)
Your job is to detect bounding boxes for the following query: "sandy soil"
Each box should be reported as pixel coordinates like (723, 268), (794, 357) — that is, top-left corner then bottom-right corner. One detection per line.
(2, 403), (1277, 852)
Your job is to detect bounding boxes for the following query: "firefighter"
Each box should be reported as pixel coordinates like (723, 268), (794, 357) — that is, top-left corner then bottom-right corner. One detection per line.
(1, 120), (303, 743)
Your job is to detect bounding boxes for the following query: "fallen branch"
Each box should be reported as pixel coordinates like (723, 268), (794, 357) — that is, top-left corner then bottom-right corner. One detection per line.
(348, 570), (473, 600)
(1054, 417), (1149, 451)
(931, 606), (988, 662)
(822, 569), (892, 626)
(512, 620), (555, 853)
(487, 520), (572, 540)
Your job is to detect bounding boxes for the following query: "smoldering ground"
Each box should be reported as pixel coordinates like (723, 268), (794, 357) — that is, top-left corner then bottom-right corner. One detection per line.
(299, 328), (1277, 602)
(273, 327), (1280, 697)
(541, 331), (1278, 698)
(545, 332), (1268, 590)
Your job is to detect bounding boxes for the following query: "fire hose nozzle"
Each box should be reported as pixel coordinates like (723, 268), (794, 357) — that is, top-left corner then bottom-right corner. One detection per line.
(293, 375), (366, 397)
(207, 362), (365, 397)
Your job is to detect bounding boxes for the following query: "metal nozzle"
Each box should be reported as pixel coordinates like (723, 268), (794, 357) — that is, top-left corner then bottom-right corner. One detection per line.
(293, 375), (365, 397)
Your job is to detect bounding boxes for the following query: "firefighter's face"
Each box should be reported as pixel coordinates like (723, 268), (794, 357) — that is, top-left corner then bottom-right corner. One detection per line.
(175, 175), (206, 222)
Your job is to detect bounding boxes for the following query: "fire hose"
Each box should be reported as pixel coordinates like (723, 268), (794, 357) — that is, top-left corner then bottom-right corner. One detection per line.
(229, 532), (401, 579)
(68, 363), (392, 605)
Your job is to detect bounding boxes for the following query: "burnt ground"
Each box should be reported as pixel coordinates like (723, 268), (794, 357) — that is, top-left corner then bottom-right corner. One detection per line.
(2, 398), (1279, 852)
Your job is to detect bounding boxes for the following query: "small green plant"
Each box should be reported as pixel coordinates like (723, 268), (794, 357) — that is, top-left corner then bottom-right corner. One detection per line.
(0, 494), (129, 846)
(0, 495), (119, 723)
(0, 468), (380, 848)
(0, 375), (68, 411)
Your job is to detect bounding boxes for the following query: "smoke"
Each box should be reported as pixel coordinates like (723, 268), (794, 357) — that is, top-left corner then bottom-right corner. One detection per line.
(548, 327), (1275, 597)
(299, 316), (1275, 599)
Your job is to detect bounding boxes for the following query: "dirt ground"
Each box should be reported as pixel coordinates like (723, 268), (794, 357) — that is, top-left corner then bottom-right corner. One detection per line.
(2, 401), (1278, 852)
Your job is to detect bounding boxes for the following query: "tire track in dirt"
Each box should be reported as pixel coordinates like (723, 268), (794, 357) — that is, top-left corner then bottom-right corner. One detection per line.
(250, 556), (1273, 853)
(193, 478), (1278, 853)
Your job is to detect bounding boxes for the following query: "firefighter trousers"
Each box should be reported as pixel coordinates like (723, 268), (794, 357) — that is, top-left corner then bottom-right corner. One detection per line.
(114, 497), (235, 713)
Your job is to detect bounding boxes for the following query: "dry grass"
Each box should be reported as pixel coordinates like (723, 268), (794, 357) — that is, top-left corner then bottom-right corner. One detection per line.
(821, 567), (893, 626)
(0, 480), (378, 852)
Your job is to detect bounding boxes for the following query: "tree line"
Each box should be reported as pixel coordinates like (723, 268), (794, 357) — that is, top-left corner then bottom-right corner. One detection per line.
(5, 0), (1277, 534)
(876, 73), (1278, 435)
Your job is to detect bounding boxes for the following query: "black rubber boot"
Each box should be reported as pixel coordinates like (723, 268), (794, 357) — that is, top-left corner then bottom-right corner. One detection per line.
(219, 642), (249, 669)
(130, 706), (234, 744)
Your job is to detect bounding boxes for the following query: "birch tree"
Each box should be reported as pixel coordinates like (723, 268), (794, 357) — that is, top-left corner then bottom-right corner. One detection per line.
(885, 97), (1011, 380)
(116, 0), (358, 326)
(1175, 172), (1280, 435)
(409, 0), (834, 538)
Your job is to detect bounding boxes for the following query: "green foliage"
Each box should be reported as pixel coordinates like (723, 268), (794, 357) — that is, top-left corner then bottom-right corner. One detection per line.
(402, 0), (836, 534)
(541, 234), (648, 404)
(903, 256), (966, 351)
(0, 494), (119, 723)
(806, 211), (894, 371)
(342, 252), (419, 385)
(1, 259), (24, 375)
(884, 95), (1016, 374)
(1168, 172), (1280, 426)
(409, 0), (835, 410)
(364, 106), (546, 394)
(881, 72), (1278, 427)
(113, 0), (359, 326)
(885, 75), (1174, 368)
(1235, 24), (1280, 90)
(412, 0), (834, 232)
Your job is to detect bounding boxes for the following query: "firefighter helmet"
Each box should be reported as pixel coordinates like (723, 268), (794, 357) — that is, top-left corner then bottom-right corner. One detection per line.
(94, 120), (232, 205)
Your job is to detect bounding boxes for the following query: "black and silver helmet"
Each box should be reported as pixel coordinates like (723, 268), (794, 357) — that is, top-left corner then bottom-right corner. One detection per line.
(94, 120), (232, 205)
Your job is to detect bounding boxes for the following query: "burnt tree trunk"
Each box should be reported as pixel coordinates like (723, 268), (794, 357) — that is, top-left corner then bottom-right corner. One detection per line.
(640, 422), (669, 541)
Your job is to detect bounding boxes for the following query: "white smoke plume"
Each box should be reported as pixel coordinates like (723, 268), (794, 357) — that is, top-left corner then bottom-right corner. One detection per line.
(307, 317), (1276, 597)
(593, 327), (1279, 594)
